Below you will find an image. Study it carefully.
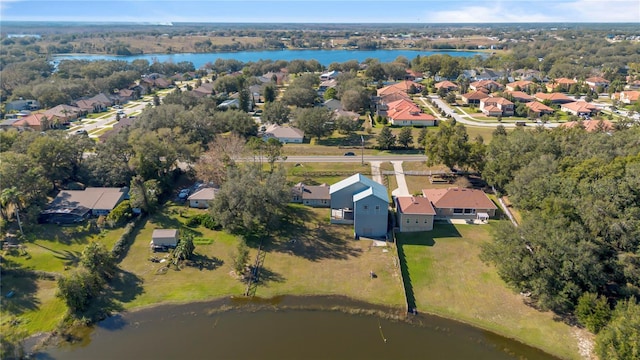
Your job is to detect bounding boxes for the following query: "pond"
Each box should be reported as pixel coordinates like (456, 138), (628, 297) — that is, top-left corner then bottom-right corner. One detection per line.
(39, 296), (558, 360)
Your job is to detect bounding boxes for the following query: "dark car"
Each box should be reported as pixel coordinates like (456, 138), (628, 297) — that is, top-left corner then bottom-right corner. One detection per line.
(344, 152), (356, 156)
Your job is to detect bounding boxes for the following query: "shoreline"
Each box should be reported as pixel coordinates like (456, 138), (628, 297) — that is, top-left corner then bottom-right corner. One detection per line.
(31, 294), (561, 359)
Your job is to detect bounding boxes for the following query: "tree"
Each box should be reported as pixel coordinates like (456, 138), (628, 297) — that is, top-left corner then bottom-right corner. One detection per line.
(323, 87), (337, 100)
(210, 166), (290, 235)
(173, 234), (195, 263)
(238, 87), (252, 112)
(341, 89), (368, 112)
(1, 187), (25, 234)
(445, 92), (457, 104)
(335, 115), (361, 135)
(575, 292), (611, 334)
(81, 242), (117, 280)
(264, 138), (285, 173)
(195, 133), (246, 185)
(424, 121), (470, 171)
(262, 101), (290, 125)
(56, 269), (103, 313)
(417, 127), (428, 147)
(232, 239), (250, 276)
(397, 127), (414, 149)
(263, 84), (276, 103)
(129, 176), (160, 214)
(282, 86), (317, 108)
(294, 107), (333, 140)
(153, 94), (160, 106)
(377, 127), (396, 150)
(596, 297), (640, 359)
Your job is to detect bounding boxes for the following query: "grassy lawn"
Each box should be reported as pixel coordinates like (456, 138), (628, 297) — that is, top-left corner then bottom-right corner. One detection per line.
(253, 206), (405, 306)
(116, 205), (405, 310)
(116, 206), (245, 309)
(88, 127), (113, 137)
(397, 223), (584, 359)
(0, 275), (66, 340)
(285, 161), (372, 185)
(8, 224), (125, 274)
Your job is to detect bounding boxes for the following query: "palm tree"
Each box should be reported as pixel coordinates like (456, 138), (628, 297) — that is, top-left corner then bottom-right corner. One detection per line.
(1, 187), (25, 234)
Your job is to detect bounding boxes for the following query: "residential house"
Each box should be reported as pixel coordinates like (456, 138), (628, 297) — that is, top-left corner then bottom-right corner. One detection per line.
(475, 69), (504, 81)
(217, 99), (240, 109)
(503, 90), (533, 103)
(334, 109), (360, 121)
(459, 69), (477, 80)
(461, 90), (490, 105)
(40, 187), (129, 224)
(506, 80), (533, 92)
(330, 173), (389, 239)
(323, 99), (344, 111)
(561, 101), (599, 116)
(318, 79), (337, 93)
(5, 99), (40, 112)
(192, 82), (214, 98)
(43, 104), (83, 123)
(585, 76), (610, 90)
(618, 90), (639, 104)
(377, 80), (423, 97)
(534, 92), (574, 104)
(561, 119), (613, 132)
(546, 78), (576, 92)
(320, 70), (339, 81)
(291, 183), (330, 208)
(470, 80), (503, 93)
(115, 89), (136, 103)
(151, 229), (179, 249)
(375, 92), (410, 113)
(11, 113), (48, 131)
(513, 69), (545, 82)
(74, 93), (113, 113)
(422, 187), (497, 221)
(187, 188), (218, 209)
(98, 116), (136, 142)
(405, 69), (424, 81)
(434, 81), (459, 92)
(386, 98), (436, 126)
(262, 124), (305, 143)
(395, 196), (436, 232)
(479, 97), (514, 117)
(525, 101), (554, 116)
(625, 78), (640, 90)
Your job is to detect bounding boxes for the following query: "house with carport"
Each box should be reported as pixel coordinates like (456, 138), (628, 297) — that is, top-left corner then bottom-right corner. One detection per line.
(330, 174), (389, 239)
(291, 183), (330, 208)
(395, 196), (436, 232)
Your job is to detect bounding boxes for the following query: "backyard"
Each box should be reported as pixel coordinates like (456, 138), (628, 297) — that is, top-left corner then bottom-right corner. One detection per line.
(397, 223), (587, 359)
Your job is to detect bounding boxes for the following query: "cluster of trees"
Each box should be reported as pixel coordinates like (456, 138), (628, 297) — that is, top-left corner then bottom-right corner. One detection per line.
(475, 125), (640, 356)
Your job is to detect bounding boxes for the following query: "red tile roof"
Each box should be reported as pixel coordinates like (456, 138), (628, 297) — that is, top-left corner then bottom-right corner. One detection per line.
(470, 80), (503, 90)
(461, 90), (490, 101)
(504, 90), (533, 101)
(561, 119), (613, 132)
(12, 113), (47, 128)
(377, 81), (422, 96)
(422, 187), (497, 210)
(435, 81), (458, 89)
(553, 77), (577, 85)
(396, 196), (436, 215)
(561, 101), (598, 114)
(585, 76), (609, 84)
(481, 97), (513, 106)
(506, 80), (533, 89)
(534, 92), (573, 103)
(525, 101), (554, 113)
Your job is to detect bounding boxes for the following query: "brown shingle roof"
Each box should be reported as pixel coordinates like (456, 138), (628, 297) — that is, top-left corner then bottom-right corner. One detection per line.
(422, 187), (497, 210)
(396, 196), (436, 215)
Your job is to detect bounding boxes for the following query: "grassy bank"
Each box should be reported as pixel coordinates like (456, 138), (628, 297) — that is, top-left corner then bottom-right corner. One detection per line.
(397, 223), (585, 359)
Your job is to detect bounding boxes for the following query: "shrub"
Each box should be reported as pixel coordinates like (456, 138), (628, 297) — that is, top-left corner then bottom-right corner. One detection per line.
(576, 292), (611, 333)
(111, 218), (140, 260)
(107, 200), (133, 226)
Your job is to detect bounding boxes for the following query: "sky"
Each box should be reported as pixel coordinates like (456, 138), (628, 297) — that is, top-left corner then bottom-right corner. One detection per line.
(1, 0), (639, 23)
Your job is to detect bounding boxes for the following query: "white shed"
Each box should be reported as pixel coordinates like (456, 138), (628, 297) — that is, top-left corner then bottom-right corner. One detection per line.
(151, 229), (179, 248)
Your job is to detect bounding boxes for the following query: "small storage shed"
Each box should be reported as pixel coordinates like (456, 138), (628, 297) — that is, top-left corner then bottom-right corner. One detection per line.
(151, 229), (179, 249)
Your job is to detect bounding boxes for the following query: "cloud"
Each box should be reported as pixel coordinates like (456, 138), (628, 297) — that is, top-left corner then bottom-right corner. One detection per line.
(422, 0), (640, 23)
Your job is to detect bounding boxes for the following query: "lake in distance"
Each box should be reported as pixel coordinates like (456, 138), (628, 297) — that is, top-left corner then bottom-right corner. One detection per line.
(52, 49), (484, 68)
(40, 296), (558, 360)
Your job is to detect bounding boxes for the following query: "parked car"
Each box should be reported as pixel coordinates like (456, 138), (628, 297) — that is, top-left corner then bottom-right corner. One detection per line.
(178, 189), (190, 199)
(344, 152), (355, 156)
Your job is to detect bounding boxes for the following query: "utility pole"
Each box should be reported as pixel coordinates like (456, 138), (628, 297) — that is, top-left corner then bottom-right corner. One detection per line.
(361, 135), (365, 166)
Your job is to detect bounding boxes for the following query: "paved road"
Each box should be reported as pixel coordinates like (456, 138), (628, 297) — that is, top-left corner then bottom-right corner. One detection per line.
(421, 96), (561, 129)
(284, 155), (427, 163)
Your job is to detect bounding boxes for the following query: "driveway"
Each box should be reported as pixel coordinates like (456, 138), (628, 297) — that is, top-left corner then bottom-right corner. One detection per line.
(390, 161), (410, 197)
(370, 161), (383, 185)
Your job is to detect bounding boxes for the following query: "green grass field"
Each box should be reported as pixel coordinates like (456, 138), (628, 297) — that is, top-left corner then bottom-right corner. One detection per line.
(397, 223), (585, 359)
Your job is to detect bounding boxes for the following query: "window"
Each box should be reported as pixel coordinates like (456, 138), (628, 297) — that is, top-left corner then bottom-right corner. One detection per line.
(453, 208), (463, 214)
(363, 205), (369, 210)
(415, 219), (419, 223)
(464, 209), (476, 214)
(375, 205), (380, 210)
(424, 218), (429, 223)
(406, 218), (410, 223)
